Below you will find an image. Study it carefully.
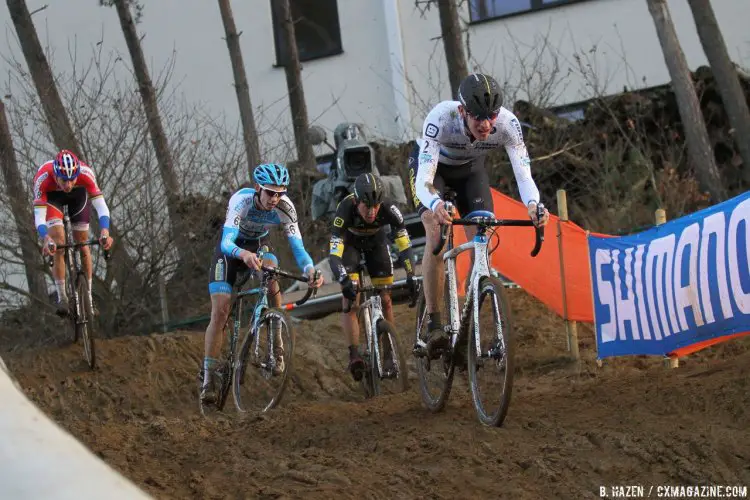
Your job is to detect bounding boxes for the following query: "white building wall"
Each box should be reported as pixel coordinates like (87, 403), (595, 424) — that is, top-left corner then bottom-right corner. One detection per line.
(1, 0), (748, 157)
(398, 0), (750, 134)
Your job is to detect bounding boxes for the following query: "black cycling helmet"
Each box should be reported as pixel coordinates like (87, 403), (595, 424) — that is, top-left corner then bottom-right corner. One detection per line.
(458, 73), (503, 120)
(353, 173), (384, 207)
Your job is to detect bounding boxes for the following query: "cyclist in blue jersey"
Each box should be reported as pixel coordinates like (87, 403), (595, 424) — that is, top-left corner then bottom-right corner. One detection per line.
(201, 163), (324, 406)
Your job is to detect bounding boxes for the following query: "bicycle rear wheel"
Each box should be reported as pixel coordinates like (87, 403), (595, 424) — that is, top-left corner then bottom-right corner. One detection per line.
(233, 307), (295, 413)
(375, 319), (409, 395)
(75, 275), (96, 369)
(468, 276), (515, 427)
(414, 284), (455, 413)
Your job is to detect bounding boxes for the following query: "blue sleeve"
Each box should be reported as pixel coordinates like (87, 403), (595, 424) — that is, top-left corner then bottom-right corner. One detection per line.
(288, 235), (314, 274)
(220, 227), (242, 259)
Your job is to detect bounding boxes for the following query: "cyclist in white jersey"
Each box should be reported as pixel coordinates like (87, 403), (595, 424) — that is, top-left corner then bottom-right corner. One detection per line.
(408, 73), (550, 357)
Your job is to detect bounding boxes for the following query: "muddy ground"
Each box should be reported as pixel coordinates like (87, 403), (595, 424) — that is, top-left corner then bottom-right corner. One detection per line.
(4, 289), (750, 499)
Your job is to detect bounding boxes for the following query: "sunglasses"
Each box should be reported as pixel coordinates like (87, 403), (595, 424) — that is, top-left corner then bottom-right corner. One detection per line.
(467, 110), (499, 121)
(261, 187), (287, 199)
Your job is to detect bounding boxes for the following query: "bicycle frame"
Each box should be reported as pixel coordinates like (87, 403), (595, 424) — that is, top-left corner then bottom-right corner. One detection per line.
(441, 226), (494, 359)
(359, 286), (389, 379)
(228, 259), (317, 378)
(344, 253), (392, 381)
(428, 204), (544, 361)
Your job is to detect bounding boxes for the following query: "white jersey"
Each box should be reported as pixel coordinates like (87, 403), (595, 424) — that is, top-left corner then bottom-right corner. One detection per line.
(414, 100), (540, 211)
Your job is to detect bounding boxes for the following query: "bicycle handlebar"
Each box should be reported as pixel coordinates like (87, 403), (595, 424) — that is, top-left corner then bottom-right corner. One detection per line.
(260, 265), (321, 306)
(44, 238), (111, 267)
(433, 204), (546, 258)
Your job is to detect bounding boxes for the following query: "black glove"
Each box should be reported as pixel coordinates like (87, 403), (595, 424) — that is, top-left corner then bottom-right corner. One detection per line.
(406, 275), (418, 307)
(340, 276), (357, 301)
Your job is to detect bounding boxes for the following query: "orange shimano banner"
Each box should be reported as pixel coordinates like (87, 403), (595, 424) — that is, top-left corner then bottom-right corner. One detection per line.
(454, 188), (605, 322)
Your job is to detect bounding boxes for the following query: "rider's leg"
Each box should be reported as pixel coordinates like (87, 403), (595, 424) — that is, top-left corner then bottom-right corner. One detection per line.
(201, 292), (232, 402)
(46, 224), (67, 310)
(421, 210), (449, 353)
(261, 252), (286, 375)
(342, 274), (364, 380)
(202, 249), (237, 402)
(72, 228), (93, 307)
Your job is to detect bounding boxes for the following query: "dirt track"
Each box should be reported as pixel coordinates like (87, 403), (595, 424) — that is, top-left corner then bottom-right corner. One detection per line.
(4, 289), (750, 499)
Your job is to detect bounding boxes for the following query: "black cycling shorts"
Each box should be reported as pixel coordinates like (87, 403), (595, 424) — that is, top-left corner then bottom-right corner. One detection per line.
(341, 231), (393, 287)
(407, 142), (494, 217)
(208, 237), (277, 295)
(45, 187), (91, 231)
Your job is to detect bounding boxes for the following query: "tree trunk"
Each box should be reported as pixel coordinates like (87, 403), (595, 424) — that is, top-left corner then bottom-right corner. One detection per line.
(6, 0), (81, 155)
(111, 0), (185, 254)
(687, 0), (750, 184)
(277, 0), (316, 171)
(0, 99), (47, 302)
(217, 0), (262, 174)
(647, 0), (726, 202)
(437, 0), (468, 98)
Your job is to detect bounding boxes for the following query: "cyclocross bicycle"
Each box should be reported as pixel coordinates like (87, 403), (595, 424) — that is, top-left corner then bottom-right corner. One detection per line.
(199, 247), (319, 415)
(343, 251), (415, 399)
(45, 207), (110, 370)
(413, 190), (545, 426)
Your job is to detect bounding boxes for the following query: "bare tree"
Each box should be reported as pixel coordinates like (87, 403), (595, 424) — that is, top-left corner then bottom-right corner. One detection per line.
(0, 99), (47, 301)
(106, 0), (187, 256)
(217, 0), (262, 173)
(647, 0), (726, 202)
(687, 0), (750, 183)
(436, 0), (468, 98)
(6, 0), (81, 155)
(277, 0), (315, 170)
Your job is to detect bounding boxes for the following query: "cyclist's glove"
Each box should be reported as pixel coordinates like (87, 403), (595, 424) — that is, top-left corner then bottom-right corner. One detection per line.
(340, 276), (357, 301)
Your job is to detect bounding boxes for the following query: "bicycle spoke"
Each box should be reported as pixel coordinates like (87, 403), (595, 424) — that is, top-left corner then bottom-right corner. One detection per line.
(233, 308), (295, 413)
(468, 276), (515, 427)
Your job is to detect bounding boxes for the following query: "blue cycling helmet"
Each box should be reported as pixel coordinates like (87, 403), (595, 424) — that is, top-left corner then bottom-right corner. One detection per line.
(253, 163), (290, 187)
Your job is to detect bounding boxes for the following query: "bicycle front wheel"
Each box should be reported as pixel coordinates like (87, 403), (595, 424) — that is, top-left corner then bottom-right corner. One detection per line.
(375, 319), (409, 395)
(468, 276), (515, 427)
(76, 274), (96, 370)
(233, 307), (295, 413)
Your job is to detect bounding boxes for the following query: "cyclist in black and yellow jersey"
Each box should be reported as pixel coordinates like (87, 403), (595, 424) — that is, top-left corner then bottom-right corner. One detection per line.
(328, 173), (418, 380)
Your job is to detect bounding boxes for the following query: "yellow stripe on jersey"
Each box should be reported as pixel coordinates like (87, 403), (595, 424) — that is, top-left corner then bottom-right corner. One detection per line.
(371, 276), (394, 286)
(394, 233), (411, 252)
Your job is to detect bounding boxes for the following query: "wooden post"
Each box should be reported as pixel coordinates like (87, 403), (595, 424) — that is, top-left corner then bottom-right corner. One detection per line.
(556, 189), (580, 360)
(158, 273), (169, 333)
(655, 208), (679, 369)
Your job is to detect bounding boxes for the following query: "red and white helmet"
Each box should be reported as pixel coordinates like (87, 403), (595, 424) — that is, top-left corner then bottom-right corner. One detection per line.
(53, 149), (80, 180)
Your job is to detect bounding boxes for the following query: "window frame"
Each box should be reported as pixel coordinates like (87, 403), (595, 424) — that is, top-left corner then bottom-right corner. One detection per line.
(467, 0), (594, 25)
(271, 0), (344, 67)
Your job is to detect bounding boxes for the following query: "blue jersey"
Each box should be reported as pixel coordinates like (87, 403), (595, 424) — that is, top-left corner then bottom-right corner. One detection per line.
(220, 188), (313, 273)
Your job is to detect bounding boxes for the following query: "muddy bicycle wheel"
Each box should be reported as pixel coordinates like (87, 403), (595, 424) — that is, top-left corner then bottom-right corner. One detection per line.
(75, 275), (96, 370)
(414, 284), (455, 413)
(233, 307), (295, 413)
(374, 319), (409, 396)
(468, 276), (515, 427)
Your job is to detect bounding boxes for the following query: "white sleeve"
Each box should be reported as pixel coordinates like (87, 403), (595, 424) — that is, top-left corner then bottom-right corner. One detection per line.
(504, 114), (540, 207)
(415, 108), (443, 210)
(90, 196), (110, 219)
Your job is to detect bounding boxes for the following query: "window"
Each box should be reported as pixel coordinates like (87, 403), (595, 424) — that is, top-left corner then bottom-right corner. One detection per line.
(469, 0), (590, 23)
(271, 0), (343, 65)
